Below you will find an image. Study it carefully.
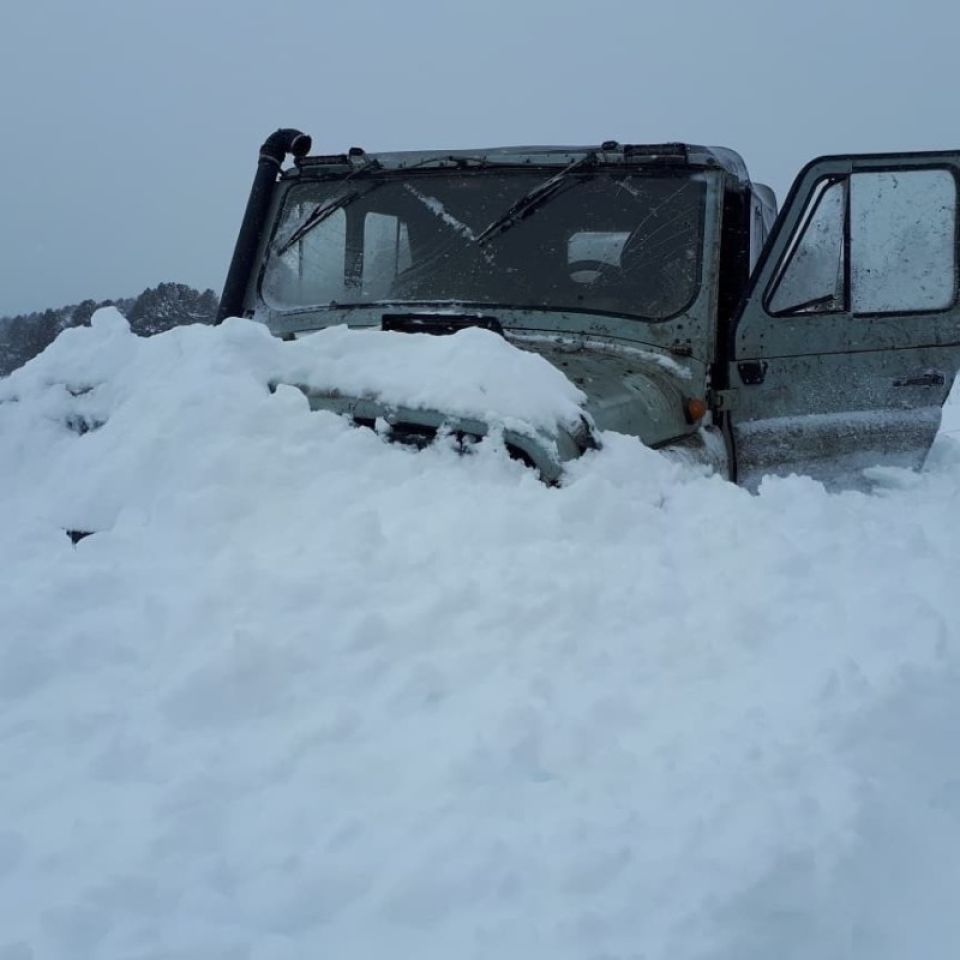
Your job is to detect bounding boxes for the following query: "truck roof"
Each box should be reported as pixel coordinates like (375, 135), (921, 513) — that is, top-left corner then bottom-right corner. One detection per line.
(290, 142), (754, 186)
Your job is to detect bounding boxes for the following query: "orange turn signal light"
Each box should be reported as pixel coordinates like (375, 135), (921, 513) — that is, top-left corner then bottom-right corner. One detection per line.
(685, 397), (708, 423)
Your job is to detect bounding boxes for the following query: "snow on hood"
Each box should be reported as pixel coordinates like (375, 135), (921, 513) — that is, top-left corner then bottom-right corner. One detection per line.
(1, 307), (589, 436)
(277, 320), (591, 437)
(2, 312), (960, 959)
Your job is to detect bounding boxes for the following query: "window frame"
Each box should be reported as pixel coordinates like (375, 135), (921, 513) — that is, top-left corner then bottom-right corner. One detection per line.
(762, 165), (960, 320)
(765, 175), (848, 317)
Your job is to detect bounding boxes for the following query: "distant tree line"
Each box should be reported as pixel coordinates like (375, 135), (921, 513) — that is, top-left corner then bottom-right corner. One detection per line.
(0, 283), (219, 376)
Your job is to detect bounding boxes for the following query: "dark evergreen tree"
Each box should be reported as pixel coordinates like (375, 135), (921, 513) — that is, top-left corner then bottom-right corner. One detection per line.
(0, 284), (220, 376)
(127, 283), (220, 336)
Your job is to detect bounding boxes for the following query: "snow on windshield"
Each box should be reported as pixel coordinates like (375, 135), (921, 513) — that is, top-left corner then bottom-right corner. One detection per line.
(2, 311), (960, 959)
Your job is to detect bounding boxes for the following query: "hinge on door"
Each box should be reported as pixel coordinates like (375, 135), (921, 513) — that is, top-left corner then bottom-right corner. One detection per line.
(710, 389), (739, 412)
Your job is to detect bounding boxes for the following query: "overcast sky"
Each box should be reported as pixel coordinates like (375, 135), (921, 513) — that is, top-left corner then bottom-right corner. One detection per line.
(1, 0), (957, 315)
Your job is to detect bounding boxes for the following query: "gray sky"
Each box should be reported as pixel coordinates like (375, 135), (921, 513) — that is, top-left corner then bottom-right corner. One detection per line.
(1, 0), (957, 315)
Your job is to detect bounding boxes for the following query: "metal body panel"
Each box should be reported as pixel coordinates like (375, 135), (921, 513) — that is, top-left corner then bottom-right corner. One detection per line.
(285, 317), (706, 463)
(289, 142), (752, 182)
(730, 348), (953, 488)
(728, 151), (960, 488)
(507, 334), (700, 446)
(290, 390), (594, 484)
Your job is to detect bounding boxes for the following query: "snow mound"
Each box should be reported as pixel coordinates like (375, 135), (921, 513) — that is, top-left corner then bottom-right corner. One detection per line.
(2, 312), (960, 959)
(280, 321), (591, 438)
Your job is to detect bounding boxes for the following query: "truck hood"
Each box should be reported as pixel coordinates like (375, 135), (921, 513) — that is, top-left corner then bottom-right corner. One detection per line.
(266, 324), (600, 481)
(291, 390), (596, 483)
(505, 332), (698, 449)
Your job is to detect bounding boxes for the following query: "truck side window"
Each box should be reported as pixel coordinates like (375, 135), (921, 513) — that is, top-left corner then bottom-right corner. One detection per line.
(768, 168), (958, 318)
(851, 170), (957, 313)
(769, 178), (846, 315)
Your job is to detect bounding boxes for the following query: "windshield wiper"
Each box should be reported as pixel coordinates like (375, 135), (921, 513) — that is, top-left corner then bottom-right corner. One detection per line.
(277, 161), (383, 255)
(474, 153), (598, 245)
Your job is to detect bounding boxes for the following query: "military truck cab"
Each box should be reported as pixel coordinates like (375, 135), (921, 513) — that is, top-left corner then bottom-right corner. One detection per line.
(220, 130), (960, 488)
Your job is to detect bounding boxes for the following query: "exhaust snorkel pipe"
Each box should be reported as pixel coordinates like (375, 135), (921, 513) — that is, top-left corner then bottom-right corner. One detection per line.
(217, 128), (312, 323)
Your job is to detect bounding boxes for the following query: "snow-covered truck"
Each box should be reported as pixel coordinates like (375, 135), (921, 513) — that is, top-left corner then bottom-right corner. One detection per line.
(218, 128), (960, 487)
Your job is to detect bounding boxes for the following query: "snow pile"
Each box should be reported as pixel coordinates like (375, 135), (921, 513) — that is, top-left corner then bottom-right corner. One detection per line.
(2, 312), (960, 959)
(272, 316), (586, 436)
(942, 377), (960, 435)
(278, 322), (589, 436)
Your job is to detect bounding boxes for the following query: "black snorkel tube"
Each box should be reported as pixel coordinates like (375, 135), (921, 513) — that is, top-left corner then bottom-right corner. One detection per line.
(217, 128), (312, 323)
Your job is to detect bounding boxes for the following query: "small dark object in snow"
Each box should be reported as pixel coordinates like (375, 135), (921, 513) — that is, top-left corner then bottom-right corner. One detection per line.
(64, 414), (105, 435)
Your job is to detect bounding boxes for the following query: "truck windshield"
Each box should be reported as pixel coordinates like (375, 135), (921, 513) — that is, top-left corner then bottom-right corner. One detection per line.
(261, 169), (706, 321)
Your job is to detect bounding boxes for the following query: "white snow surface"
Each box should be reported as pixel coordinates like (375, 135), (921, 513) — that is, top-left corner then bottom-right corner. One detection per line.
(2, 310), (960, 959)
(284, 319), (589, 437)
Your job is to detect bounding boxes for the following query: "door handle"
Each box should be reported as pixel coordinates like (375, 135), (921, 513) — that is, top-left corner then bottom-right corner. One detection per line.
(892, 371), (945, 388)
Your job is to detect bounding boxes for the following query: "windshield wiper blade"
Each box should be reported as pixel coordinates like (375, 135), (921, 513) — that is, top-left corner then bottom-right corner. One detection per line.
(277, 162), (383, 255)
(475, 153), (598, 245)
(277, 191), (356, 254)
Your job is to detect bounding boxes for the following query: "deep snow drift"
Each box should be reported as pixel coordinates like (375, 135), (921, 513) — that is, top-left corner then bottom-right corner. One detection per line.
(2, 311), (960, 960)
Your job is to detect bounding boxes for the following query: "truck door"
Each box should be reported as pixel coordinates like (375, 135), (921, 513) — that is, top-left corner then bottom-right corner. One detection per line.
(725, 152), (960, 489)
